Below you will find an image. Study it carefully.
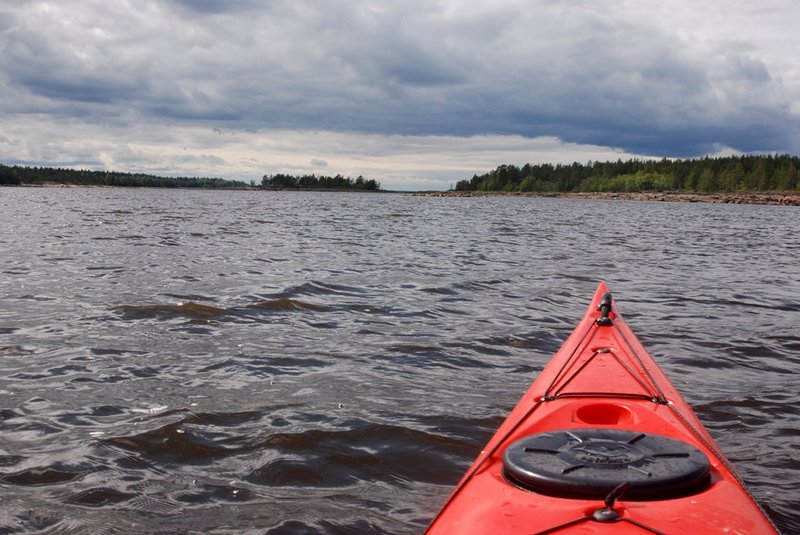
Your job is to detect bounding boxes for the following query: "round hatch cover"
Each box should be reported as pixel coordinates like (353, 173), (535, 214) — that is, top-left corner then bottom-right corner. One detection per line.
(502, 428), (710, 500)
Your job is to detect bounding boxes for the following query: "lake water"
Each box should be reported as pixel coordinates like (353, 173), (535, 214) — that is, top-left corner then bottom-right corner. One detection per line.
(1, 188), (798, 534)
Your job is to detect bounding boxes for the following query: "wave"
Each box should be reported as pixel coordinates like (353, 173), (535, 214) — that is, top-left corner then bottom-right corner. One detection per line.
(112, 302), (233, 321)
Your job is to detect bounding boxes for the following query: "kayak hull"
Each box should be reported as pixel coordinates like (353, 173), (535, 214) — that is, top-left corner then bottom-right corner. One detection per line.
(426, 283), (777, 534)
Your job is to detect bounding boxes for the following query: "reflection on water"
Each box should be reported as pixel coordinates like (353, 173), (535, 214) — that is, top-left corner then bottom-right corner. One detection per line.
(1, 188), (798, 533)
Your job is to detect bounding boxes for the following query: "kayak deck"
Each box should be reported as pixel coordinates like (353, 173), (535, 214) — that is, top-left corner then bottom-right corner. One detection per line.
(425, 283), (777, 534)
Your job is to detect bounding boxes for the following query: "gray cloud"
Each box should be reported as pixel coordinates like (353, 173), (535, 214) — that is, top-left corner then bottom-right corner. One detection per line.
(0, 0), (798, 173)
(166, 0), (267, 15)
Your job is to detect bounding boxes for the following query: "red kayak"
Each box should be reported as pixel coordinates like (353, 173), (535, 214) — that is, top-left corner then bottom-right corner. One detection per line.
(426, 283), (778, 534)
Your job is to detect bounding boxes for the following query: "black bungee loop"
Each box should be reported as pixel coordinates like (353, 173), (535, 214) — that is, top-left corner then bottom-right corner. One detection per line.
(592, 482), (630, 522)
(535, 481), (667, 535)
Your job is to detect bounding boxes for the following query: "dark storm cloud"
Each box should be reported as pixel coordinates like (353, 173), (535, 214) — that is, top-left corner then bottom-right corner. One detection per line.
(1, 0), (798, 159)
(166, 0), (269, 15)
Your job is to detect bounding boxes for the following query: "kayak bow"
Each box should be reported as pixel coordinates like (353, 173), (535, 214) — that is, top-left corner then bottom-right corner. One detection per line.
(426, 283), (778, 534)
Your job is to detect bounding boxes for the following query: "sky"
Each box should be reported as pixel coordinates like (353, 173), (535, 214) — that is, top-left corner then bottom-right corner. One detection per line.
(1, 0), (798, 190)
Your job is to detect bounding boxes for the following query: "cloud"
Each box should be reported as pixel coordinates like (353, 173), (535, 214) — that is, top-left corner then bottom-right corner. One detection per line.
(0, 114), (640, 190)
(166, 0), (267, 15)
(0, 0), (798, 187)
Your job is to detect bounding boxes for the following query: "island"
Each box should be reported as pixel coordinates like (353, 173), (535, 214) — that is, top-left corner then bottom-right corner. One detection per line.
(0, 165), (381, 192)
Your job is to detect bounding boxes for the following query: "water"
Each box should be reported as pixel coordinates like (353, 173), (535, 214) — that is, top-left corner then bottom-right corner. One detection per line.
(1, 188), (798, 534)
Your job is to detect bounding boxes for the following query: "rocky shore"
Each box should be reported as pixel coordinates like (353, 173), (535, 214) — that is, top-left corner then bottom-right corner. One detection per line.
(412, 190), (800, 206)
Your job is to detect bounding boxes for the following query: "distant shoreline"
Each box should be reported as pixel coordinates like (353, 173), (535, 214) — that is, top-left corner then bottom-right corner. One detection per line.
(411, 190), (800, 206)
(5, 182), (384, 193)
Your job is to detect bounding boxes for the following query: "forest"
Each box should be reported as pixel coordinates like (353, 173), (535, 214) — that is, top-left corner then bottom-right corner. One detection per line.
(261, 173), (380, 190)
(0, 164), (249, 188)
(454, 154), (800, 193)
(0, 164), (381, 191)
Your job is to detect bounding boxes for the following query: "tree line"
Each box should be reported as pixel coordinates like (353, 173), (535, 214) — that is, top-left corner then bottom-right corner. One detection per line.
(454, 154), (800, 193)
(261, 173), (380, 191)
(0, 164), (382, 191)
(0, 164), (249, 189)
